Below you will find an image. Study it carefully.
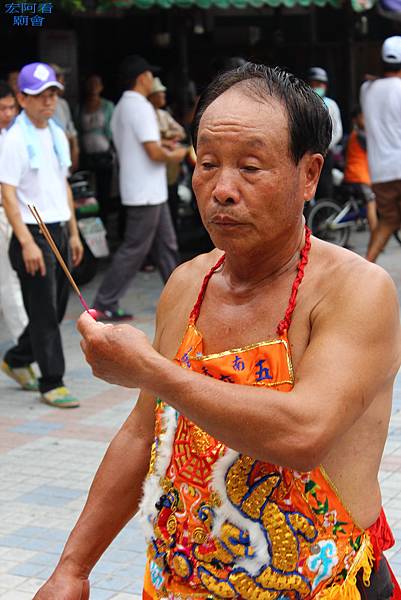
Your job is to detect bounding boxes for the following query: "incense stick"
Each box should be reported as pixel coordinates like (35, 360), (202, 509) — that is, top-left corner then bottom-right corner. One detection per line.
(28, 204), (92, 315)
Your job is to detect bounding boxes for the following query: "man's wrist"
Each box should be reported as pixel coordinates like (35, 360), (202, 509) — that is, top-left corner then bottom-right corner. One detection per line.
(20, 235), (35, 248)
(68, 221), (79, 238)
(57, 552), (91, 579)
(140, 350), (177, 397)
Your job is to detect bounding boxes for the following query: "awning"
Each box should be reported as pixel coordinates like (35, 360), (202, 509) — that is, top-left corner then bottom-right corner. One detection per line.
(98, 0), (342, 9)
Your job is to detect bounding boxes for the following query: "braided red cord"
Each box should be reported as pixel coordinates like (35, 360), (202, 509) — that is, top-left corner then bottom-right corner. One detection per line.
(189, 226), (311, 331)
(277, 225), (312, 336)
(189, 253), (226, 323)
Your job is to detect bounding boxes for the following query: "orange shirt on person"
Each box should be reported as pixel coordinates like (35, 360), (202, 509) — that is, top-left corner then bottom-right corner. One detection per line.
(343, 129), (371, 185)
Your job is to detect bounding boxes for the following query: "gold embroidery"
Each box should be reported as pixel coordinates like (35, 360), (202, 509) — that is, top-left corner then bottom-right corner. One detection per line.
(172, 553), (191, 579)
(188, 327), (290, 361)
(242, 476), (280, 519)
(261, 503), (298, 571)
(192, 527), (207, 544)
(149, 441), (157, 474)
(190, 425), (214, 455)
(224, 455), (254, 506)
(198, 566), (237, 599)
(160, 477), (173, 493)
(167, 515), (177, 535)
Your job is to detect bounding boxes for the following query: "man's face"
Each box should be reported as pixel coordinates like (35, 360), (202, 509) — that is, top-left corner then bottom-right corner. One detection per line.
(141, 70), (154, 96)
(149, 91), (166, 109)
(0, 94), (17, 129)
(192, 86), (321, 252)
(309, 80), (328, 97)
(7, 71), (19, 95)
(18, 87), (58, 125)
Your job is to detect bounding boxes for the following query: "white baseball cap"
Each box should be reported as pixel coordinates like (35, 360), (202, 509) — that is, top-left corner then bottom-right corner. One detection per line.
(381, 36), (401, 64)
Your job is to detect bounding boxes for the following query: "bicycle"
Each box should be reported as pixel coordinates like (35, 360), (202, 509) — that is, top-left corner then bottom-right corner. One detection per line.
(307, 185), (368, 247)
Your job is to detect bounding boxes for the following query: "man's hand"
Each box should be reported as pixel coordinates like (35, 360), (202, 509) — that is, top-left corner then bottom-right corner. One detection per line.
(33, 573), (89, 599)
(169, 146), (188, 163)
(22, 239), (46, 276)
(70, 234), (84, 267)
(77, 312), (158, 388)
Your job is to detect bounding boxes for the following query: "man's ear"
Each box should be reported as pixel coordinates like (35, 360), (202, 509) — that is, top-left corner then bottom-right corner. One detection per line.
(303, 153), (324, 203)
(16, 92), (26, 109)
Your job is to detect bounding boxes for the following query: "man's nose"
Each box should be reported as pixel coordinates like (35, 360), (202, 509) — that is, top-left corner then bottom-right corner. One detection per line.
(212, 168), (240, 205)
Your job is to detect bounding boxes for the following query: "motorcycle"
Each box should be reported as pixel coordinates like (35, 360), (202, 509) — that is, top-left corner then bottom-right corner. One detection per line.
(69, 170), (109, 285)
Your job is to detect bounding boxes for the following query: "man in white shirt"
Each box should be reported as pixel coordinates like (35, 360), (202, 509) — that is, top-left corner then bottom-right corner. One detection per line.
(0, 62), (83, 408)
(93, 56), (187, 321)
(0, 81), (28, 345)
(307, 67), (343, 199)
(361, 36), (401, 262)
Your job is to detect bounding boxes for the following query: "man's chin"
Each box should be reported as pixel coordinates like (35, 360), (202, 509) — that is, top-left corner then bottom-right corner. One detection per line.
(207, 228), (249, 251)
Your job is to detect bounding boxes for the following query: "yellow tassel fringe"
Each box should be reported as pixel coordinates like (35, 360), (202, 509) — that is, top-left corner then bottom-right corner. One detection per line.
(316, 535), (375, 600)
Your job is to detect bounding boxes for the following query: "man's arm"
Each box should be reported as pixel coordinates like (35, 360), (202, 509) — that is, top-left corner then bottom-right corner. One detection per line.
(33, 388), (156, 599)
(2, 183), (46, 276)
(164, 112), (186, 141)
(66, 180), (83, 267)
(69, 134), (80, 173)
(77, 262), (401, 472)
(33, 296), (170, 598)
(329, 100), (343, 148)
(143, 140), (187, 163)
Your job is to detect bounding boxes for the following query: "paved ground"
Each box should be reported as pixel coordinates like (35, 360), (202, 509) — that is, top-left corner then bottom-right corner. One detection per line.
(0, 230), (401, 599)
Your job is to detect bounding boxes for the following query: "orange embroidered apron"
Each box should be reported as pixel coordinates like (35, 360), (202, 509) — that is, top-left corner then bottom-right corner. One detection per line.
(140, 228), (397, 600)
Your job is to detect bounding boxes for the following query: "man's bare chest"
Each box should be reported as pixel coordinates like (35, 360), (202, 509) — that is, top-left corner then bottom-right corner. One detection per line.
(196, 282), (307, 347)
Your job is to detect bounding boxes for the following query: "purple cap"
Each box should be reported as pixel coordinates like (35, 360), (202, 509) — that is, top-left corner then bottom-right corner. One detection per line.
(18, 62), (63, 95)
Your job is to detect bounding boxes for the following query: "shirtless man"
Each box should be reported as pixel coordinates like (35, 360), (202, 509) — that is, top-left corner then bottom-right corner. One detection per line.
(35, 64), (401, 600)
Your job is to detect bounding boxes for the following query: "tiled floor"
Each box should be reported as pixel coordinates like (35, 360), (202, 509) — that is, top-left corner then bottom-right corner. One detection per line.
(0, 231), (400, 598)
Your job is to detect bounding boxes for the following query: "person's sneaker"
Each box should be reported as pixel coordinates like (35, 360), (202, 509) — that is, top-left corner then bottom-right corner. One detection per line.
(1, 360), (39, 391)
(92, 308), (133, 322)
(41, 386), (80, 409)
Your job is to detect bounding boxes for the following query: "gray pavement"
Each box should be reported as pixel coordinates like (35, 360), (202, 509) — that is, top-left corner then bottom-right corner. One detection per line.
(0, 230), (400, 598)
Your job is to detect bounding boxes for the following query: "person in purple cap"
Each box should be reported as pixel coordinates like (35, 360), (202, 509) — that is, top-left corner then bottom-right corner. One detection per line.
(0, 62), (83, 408)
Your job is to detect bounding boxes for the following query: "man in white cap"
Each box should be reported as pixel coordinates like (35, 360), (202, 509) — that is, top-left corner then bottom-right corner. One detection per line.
(307, 67), (343, 199)
(148, 77), (186, 231)
(361, 36), (401, 262)
(0, 62), (83, 407)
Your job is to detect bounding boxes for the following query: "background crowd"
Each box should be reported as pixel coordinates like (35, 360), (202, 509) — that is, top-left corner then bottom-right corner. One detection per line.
(1, 38), (401, 408)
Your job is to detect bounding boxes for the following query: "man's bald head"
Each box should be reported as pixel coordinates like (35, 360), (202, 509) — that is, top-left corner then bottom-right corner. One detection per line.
(192, 63), (332, 165)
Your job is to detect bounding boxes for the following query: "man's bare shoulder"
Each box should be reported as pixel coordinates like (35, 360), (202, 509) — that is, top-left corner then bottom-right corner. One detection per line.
(310, 238), (399, 339)
(312, 237), (394, 289)
(164, 249), (223, 298)
(154, 249), (223, 355)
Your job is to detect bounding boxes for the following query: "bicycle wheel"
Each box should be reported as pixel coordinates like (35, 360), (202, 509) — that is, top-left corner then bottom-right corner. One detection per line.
(307, 199), (351, 247)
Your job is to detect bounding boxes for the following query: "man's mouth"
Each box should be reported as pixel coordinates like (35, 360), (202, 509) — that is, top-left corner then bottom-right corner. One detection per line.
(210, 216), (242, 226)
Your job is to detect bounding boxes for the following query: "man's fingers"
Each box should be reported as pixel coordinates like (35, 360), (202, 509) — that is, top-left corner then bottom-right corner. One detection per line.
(73, 247), (84, 267)
(39, 257), (46, 276)
(26, 259), (36, 276)
(77, 311), (102, 337)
